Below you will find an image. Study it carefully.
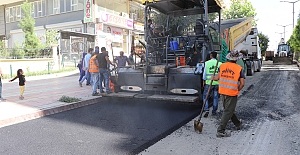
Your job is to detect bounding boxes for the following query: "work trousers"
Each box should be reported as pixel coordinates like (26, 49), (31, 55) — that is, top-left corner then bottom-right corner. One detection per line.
(203, 85), (219, 114)
(217, 95), (241, 133)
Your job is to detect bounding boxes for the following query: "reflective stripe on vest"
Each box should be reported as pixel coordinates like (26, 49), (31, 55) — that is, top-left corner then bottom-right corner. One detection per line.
(205, 59), (222, 85)
(89, 55), (99, 73)
(218, 62), (242, 96)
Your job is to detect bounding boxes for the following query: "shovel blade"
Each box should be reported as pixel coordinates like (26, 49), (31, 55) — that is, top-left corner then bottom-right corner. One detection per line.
(194, 120), (203, 133)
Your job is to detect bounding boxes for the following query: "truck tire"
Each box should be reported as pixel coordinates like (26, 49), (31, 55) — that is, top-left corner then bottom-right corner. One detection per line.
(247, 62), (254, 76)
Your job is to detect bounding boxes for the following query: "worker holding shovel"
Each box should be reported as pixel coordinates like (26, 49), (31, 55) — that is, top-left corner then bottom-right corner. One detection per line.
(211, 49), (245, 138)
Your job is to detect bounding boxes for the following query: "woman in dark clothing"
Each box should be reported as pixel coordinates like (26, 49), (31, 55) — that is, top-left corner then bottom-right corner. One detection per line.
(9, 69), (26, 100)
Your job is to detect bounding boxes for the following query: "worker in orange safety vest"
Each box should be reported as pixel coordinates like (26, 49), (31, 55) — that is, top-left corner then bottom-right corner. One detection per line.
(211, 49), (245, 138)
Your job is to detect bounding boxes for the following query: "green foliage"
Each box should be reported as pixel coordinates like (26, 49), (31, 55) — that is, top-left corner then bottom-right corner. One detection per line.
(288, 19), (300, 54)
(18, 0), (41, 52)
(222, 0), (257, 25)
(0, 41), (9, 57)
(59, 95), (81, 103)
(12, 42), (25, 59)
(44, 29), (59, 48)
(258, 32), (269, 56)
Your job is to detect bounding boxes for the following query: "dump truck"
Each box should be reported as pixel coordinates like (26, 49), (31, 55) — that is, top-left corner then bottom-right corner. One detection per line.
(273, 39), (293, 65)
(221, 18), (262, 76)
(265, 51), (274, 61)
(107, 0), (260, 103)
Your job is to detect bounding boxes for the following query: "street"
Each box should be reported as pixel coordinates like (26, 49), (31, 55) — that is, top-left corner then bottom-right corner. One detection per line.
(0, 97), (199, 155)
(140, 61), (300, 155)
(0, 61), (300, 155)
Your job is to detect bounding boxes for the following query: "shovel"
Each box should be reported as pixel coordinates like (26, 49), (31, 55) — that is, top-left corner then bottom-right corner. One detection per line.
(194, 56), (220, 133)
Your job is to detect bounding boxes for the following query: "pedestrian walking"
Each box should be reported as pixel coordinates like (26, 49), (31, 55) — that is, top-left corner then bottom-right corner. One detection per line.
(211, 49), (245, 138)
(78, 52), (87, 82)
(79, 48), (92, 87)
(89, 49), (100, 96)
(129, 50), (135, 65)
(96, 47), (116, 94)
(9, 69), (26, 100)
(203, 51), (222, 117)
(0, 67), (6, 101)
(114, 51), (131, 67)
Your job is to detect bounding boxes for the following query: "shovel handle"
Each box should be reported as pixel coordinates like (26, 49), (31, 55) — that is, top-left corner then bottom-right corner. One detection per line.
(197, 56), (220, 121)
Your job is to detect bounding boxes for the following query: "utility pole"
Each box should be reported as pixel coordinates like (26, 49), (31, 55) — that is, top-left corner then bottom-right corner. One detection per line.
(277, 24), (292, 42)
(275, 32), (284, 38)
(280, 0), (300, 28)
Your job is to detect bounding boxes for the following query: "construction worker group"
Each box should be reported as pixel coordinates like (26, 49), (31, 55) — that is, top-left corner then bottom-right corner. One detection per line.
(203, 49), (245, 138)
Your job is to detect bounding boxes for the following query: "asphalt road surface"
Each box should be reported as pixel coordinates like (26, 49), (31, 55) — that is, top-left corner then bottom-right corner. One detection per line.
(140, 61), (300, 155)
(0, 97), (200, 155)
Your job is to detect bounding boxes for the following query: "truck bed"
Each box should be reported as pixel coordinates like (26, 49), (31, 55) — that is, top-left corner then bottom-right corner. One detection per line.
(221, 17), (253, 50)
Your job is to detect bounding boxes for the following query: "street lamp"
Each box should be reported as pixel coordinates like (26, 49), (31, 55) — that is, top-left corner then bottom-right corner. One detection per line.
(277, 24), (292, 41)
(280, 0), (300, 28)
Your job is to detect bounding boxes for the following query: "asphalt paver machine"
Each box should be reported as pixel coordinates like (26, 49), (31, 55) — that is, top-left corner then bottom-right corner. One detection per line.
(116, 0), (222, 97)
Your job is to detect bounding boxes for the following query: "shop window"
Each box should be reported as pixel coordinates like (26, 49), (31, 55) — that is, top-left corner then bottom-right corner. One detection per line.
(42, 0), (46, 16)
(78, 0), (84, 10)
(16, 6), (21, 21)
(66, 0), (71, 12)
(31, 2), (34, 17)
(9, 7), (15, 22)
(53, 0), (60, 14)
(71, 0), (78, 11)
(48, 0), (54, 14)
(37, 1), (43, 17)
(60, 0), (65, 13)
(5, 8), (10, 23)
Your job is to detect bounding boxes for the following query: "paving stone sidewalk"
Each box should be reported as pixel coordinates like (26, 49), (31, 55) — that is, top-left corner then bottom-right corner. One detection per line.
(0, 71), (100, 128)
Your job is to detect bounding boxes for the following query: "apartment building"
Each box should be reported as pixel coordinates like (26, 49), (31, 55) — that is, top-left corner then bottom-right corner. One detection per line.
(0, 0), (147, 57)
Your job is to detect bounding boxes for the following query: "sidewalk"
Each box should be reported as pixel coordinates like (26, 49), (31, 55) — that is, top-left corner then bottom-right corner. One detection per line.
(0, 71), (101, 128)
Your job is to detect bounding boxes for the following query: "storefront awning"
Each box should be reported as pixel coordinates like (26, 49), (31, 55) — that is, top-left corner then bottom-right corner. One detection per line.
(59, 30), (96, 42)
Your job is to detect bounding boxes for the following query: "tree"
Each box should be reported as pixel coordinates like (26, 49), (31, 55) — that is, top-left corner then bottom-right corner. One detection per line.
(258, 32), (269, 56)
(222, 0), (257, 25)
(288, 19), (300, 60)
(44, 29), (59, 48)
(18, 0), (41, 56)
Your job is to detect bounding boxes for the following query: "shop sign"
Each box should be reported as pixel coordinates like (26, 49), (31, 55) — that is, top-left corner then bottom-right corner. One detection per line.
(84, 0), (94, 23)
(100, 12), (133, 30)
(134, 24), (144, 32)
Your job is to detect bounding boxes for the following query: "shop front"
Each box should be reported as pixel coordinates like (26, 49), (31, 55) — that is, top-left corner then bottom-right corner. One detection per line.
(95, 11), (133, 58)
(132, 22), (145, 56)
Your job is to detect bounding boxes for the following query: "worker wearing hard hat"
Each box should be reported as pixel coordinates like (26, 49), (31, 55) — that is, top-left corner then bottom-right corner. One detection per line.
(211, 49), (245, 138)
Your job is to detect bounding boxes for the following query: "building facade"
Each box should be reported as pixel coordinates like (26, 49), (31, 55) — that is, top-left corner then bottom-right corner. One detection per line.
(0, 0), (147, 57)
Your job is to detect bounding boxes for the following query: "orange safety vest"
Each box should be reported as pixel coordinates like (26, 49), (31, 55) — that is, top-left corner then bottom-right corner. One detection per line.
(218, 62), (242, 96)
(89, 55), (99, 73)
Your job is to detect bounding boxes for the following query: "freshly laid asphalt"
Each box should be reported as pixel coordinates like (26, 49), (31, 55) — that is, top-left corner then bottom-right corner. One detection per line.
(0, 70), (202, 154)
(0, 95), (200, 155)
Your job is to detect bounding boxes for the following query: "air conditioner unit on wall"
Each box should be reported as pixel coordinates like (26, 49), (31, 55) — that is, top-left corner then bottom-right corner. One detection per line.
(130, 13), (137, 20)
(120, 12), (129, 18)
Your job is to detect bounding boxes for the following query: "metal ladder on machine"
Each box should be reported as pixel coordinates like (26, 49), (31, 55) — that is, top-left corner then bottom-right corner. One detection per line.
(144, 36), (170, 94)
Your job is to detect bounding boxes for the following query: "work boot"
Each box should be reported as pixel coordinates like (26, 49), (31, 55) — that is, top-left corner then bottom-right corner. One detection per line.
(236, 120), (242, 130)
(203, 112), (209, 118)
(216, 131), (231, 138)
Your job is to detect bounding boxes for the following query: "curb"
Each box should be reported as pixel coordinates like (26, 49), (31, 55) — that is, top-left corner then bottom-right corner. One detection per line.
(0, 97), (102, 128)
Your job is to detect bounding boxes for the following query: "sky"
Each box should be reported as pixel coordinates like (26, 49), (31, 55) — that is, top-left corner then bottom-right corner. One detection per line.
(249, 0), (300, 51)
